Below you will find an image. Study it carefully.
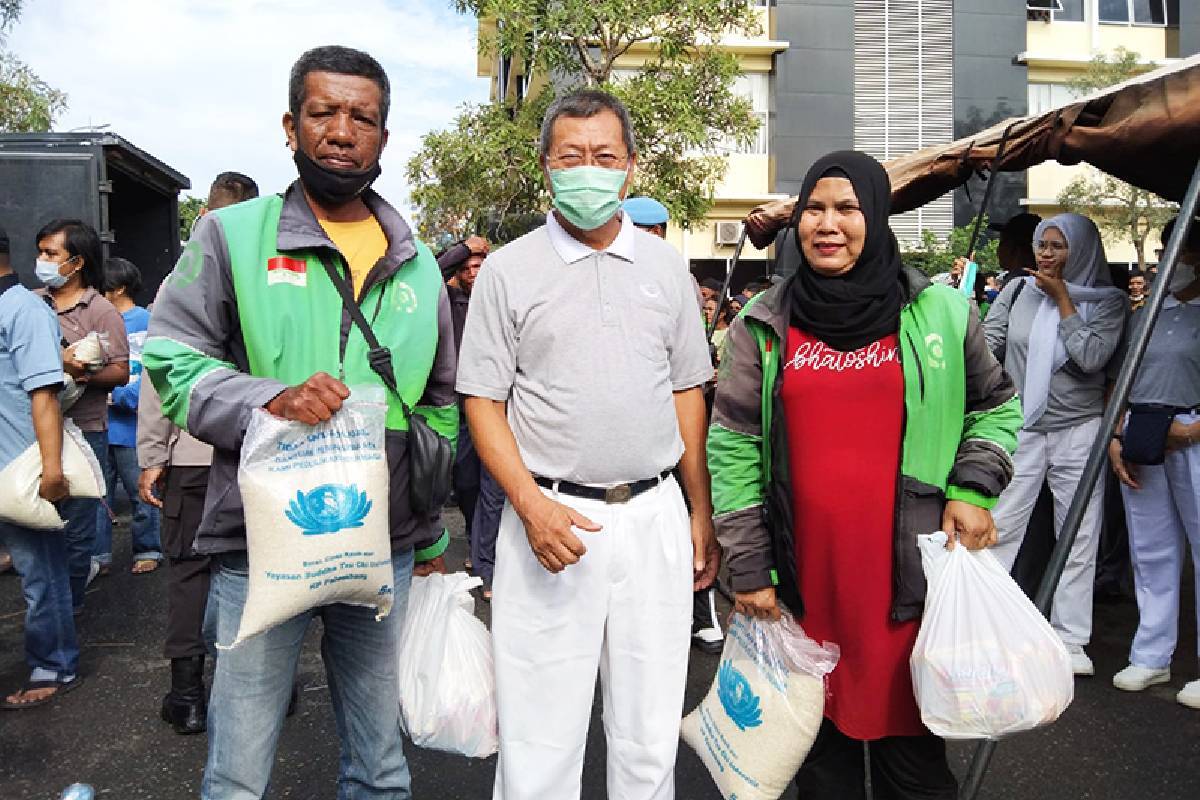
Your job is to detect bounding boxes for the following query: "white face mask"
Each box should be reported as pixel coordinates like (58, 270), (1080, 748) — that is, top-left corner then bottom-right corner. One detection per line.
(35, 257), (74, 289)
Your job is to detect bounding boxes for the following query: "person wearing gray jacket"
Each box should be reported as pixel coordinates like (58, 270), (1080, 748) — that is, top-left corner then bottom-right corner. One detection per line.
(984, 212), (1127, 677)
(137, 171), (259, 735)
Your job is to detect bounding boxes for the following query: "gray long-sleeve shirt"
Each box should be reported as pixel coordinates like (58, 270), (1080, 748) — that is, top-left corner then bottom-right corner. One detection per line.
(984, 278), (1127, 432)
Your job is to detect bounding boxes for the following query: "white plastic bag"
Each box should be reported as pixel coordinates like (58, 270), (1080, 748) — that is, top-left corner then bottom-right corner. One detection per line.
(681, 612), (840, 800)
(0, 419), (106, 530)
(60, 332), (107, 411)
(910, 531), (1074, 740)
(397, 571), (497, 758)
(228, 387), (393, 648)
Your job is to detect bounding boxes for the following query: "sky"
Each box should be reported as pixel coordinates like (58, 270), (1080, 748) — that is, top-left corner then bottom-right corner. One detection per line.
(7, 0), (490, 217)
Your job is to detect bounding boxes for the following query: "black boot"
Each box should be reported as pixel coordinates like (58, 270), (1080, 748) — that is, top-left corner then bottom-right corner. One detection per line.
(161, 655), (207, 735)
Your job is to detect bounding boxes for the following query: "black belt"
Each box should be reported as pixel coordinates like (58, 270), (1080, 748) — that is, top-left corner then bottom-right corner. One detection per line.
(1131, 403), (1200, 415)
(534, 470), (672, 504)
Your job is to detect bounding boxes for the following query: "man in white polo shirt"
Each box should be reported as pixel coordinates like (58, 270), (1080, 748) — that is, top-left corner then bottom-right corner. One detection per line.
(457, 89), (720, 800)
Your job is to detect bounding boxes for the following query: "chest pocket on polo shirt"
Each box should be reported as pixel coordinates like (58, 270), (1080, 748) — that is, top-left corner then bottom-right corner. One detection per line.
(625, 282), (674, 365)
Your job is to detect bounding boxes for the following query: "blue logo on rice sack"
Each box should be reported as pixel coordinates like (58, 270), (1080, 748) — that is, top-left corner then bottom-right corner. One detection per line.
(718, 660), (763, 731)
(285, 484), (372, 535)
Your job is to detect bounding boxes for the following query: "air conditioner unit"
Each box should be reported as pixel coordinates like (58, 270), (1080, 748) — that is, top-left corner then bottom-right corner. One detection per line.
(714, 221), (742, 246)
(1026, 0), (1063, 12)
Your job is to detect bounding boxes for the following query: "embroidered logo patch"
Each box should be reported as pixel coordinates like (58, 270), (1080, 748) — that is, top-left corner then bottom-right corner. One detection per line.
(924, 333), (946, 370)
(394, 282), (418, 314)
(267, 256), (308, 287)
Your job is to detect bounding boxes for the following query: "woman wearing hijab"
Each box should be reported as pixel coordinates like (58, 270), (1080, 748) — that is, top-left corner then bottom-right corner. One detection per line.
(983, 213), (1128, 677)
(708, 151), (1023, 799)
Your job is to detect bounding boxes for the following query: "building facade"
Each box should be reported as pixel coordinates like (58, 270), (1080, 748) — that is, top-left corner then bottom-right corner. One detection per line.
(473, 2), (1198, 282)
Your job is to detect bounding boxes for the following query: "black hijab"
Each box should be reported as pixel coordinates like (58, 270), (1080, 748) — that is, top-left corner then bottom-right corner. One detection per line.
(788, 151), (905, 352)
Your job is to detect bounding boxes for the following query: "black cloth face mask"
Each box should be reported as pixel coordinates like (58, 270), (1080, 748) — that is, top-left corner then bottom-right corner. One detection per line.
(293, 148), (382, 207)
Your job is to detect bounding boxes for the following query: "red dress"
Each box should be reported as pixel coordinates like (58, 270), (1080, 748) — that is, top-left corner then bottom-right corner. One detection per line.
(780, 327), (926, 740)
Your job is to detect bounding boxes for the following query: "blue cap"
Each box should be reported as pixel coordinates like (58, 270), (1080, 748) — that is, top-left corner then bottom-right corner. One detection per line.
(622, 196), (669, 226)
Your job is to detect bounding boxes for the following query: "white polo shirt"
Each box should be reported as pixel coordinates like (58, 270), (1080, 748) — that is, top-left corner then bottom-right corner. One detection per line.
(456, 212), (713, 485)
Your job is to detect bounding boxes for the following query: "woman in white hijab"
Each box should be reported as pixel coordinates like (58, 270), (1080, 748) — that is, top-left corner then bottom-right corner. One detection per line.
(983, 212), (1128, 677)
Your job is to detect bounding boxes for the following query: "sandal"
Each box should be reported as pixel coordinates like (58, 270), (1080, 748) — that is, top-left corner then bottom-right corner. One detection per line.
(131, 559), (160, 575)
(2, 675), (84, 710)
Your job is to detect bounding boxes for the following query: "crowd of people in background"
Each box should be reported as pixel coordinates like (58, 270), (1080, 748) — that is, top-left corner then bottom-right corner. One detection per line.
(0, 41), (1197, 800)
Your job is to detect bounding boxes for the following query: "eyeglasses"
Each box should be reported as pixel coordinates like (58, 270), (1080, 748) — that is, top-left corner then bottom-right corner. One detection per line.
(1034, 240), (1068, 253)
(548, 152), (629, 170)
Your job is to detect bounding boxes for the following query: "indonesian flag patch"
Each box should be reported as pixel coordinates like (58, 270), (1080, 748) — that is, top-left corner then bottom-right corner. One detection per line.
(267, 256), (307, 287)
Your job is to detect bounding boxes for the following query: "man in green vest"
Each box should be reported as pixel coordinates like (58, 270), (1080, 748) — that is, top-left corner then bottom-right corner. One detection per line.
(143, 45), (456, 799)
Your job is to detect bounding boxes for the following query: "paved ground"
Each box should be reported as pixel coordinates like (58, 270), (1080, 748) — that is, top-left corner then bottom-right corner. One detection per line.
(1, 508), (1198, 800)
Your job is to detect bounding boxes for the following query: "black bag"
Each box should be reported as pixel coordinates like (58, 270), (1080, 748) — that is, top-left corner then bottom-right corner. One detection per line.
(317, 253), (453, 516)
(1122, 404), (1177, 466)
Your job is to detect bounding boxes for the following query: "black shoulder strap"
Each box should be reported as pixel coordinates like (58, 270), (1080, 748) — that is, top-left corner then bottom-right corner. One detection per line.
(315, 251), (413, 418)
(1011, 277), (1027, 305)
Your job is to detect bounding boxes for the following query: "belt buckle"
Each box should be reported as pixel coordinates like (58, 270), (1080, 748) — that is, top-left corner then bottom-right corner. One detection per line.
(604, 483), (633, 504)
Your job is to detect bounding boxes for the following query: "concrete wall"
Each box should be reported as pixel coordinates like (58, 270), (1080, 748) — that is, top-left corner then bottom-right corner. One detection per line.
(952, 0), (1028, 228)
(772, 0), (856, 197)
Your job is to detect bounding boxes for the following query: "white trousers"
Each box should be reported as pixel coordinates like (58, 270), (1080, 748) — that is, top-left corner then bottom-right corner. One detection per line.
(491, 477), (693, 800)
(991, 417), (1105, 646)
(1120, 413), (1200, 670)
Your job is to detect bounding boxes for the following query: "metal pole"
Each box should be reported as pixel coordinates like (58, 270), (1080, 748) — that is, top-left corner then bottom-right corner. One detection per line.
(709, 226), (748, 344)
(964, 122), (1017, 260)
(959, 158), (1200, 800)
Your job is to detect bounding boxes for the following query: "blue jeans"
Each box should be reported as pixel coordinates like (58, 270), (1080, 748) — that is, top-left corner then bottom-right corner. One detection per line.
(60, 429), (106, 608)
(202, 548), (414, 800)
(0, 522), (80, 681)
(95, 444), (162, 564)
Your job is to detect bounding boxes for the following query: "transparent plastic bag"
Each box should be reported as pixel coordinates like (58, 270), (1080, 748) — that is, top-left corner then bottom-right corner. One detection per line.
(397, 571), (497, 758)
(910, 531), (1074, 740)
(681, 611), (840, 800)
(227, 387), (393, 648)
(0, 419), (106, 530)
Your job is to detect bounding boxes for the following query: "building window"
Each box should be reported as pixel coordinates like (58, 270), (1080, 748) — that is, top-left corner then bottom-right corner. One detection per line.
(1028, 82), (1076, 115)
(1027, 0), (1085, 21)
(854, 0), (954, 245)
(721, 73), (770, 155)
(1100, 0), (1179, 25)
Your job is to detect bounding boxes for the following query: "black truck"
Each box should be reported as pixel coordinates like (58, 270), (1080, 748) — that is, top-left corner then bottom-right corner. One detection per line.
(0, 132), (191, 305)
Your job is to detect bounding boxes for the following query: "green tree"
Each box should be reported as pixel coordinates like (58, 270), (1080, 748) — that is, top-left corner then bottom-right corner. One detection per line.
(408, 0), (761, 242)
(907, 217), (1000, 279)
(178, 196), (205, 241)
(1057, 48), (1176, 271)
(0, 0), (68, 133)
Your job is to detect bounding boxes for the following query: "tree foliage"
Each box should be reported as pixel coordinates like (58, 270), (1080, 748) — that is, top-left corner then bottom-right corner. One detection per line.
(906, 217), (1000, 278)
(408, 0), (762, 242)
(0, 0), (68, 133)
(179, 196), (205, 241)
(1059, 171), (1175, 271)
(1057, 48), (1176, 270)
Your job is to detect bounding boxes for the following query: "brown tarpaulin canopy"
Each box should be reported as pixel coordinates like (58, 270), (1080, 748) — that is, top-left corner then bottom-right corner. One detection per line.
(744, 53), (1200, 250)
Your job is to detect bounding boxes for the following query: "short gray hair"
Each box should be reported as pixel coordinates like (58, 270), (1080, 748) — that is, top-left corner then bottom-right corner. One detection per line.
(539, 89), (638, 159)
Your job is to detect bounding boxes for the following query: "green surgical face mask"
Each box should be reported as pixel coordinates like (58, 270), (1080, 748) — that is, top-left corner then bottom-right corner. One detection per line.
(549, 166), (629, 231)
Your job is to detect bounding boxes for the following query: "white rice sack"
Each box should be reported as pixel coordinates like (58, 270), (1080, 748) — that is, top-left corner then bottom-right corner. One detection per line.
(398, 572), (498, 758)
(228, 387), (393, 648)
(0, 420), (106, 530)
(682, 612), (839, 800)
(910, 532), (1074, 740)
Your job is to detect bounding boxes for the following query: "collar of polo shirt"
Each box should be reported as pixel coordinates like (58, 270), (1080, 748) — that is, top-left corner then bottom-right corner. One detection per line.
(545, 210), (636, 265)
